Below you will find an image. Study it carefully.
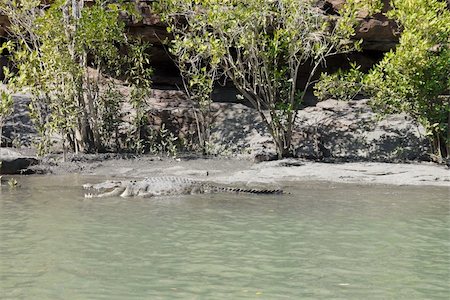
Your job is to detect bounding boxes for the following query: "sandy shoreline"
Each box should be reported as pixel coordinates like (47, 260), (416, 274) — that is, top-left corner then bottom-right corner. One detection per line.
(29, 155), (450, 188)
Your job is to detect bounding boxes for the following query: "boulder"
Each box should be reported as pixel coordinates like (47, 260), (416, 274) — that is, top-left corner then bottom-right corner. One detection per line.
(322, 0), (399, 51)
(294, 99), (430, 161)
(0, 148), (38, 174)
(141, 94), (430, 162)
(0, 86), (37, 147)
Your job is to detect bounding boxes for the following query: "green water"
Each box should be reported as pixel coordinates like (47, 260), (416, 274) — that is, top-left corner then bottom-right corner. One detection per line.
(0, 175), (449, 299)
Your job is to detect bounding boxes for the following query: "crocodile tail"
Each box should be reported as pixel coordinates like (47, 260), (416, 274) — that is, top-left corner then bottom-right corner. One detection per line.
(217, 186), (283, 194)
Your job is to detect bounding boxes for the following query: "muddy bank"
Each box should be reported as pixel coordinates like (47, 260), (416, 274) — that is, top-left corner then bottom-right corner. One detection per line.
(25, 154), (450, 188)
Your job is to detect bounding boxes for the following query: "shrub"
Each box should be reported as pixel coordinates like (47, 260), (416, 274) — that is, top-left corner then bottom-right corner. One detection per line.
(156, 0), (378, 158)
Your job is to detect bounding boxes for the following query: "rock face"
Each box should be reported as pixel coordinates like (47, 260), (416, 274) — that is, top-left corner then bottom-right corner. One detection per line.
(142, 93), (430, 162)
(0, 85), (431, 162)
(0, 87), (37, 148)
(125, 0), (399, 85)
(0, 0), (400, 86)
(0, 148), (38, 174)
(127, 0), (399, 51)
(323, 0), (399, 51)
(294, 99), (429, 161)
(0, 2), (430, 163)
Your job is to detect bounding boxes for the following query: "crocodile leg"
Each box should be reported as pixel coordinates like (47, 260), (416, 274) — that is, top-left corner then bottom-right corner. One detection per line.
(137, 191), (156, 198)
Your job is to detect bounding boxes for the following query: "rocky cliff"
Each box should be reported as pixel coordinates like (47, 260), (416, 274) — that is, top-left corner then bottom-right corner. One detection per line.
(1, 84), (431, 162)
(0, 0), (400, 86)
(126, 0), (400, 87)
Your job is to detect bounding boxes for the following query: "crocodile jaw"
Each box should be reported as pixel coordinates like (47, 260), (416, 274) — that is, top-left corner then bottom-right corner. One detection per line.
(83, 180), (124, 191)
(83, 180), (127, 198)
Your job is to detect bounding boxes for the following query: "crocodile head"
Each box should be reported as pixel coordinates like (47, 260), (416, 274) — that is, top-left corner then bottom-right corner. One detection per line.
(83, 180), (129, 198)
(83, 180), (125, 191)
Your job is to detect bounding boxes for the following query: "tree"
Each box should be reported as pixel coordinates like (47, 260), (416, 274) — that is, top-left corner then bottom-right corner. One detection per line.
(168, 29), (219, 155)
(156, 0), (380, 158)
(1, 0), (153, 156)
(0, 43), (14, 148)
(316, 0), (450, 160)
(155, 1), (222, 154)
(367, 0), (450, 160)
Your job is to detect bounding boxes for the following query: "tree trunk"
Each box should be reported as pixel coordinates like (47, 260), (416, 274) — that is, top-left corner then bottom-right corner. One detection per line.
(272, 126), (294, 159)
(447, 108), (450, 159)
(63, 0), (97, 153)
(0, 121), (3, 147)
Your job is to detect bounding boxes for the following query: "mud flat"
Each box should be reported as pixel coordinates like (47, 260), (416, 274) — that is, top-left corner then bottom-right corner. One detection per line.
(27, 154), (450, 188)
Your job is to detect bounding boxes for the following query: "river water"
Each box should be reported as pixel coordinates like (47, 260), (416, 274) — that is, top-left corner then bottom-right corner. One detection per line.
(0, 175), (449, 299)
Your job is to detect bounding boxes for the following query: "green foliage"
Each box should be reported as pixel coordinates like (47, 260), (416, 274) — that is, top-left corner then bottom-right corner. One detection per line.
(7, 177), (19, 188)
(314, 63), (367, 101)
(157, 2), (220, 154)
(148, 124), (179, 158)
(76, 3), (125, 61)
(98, 83), (123, 150)
(317, 0), (449, 159)
(0, 91), (13, 122)
(0, 90), (14, 146)
(124, 40), (154, 154)
(367, 0), (450, 159)
(1, 0), (154, 156)
(125, 40), (153, 89)
(156, 0), (375, 158)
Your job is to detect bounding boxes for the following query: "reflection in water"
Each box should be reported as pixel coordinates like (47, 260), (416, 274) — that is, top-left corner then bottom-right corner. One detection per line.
(0, 176), (449, 299)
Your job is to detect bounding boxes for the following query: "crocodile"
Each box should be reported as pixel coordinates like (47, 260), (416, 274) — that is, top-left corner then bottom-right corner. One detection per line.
(83, 176), (283, 198)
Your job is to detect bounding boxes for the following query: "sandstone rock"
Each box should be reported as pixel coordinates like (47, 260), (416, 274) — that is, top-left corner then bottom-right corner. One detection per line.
(0, 148), (38, 174)
(319, 0), (399, 51)
(315, 99), (349, 111)
(294, 99), (429, 161)
(355, 15), (399, 51)
(141, 95), (430, 162)
(0, 84), (433, 163)
(0, 87), (37, 147)
(0, 0), (400, 86)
